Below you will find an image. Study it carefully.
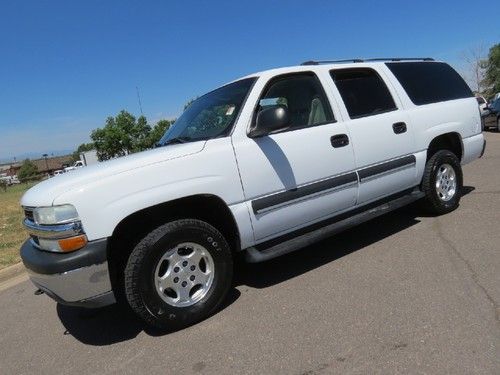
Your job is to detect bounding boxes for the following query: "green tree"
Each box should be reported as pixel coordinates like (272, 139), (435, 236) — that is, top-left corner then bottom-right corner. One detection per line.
(481, 43), (500, 99)
(91, 111), (151, 161)
(18, 159), (38, 181)
(71, 142), (95, 163)
(147, 119), (174, 147)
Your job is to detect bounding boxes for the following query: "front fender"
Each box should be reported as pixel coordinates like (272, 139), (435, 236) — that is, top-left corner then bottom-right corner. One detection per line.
(53, 139), (245, 241)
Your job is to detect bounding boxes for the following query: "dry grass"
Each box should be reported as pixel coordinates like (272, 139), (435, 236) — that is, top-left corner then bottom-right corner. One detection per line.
(0, 183), (36, 269)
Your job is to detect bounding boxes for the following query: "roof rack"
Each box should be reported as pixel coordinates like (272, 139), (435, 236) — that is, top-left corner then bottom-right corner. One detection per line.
(301, 57), (435, 66)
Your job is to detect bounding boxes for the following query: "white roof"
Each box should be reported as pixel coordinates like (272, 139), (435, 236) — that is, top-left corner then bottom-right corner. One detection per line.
(237, 58), (440, 81)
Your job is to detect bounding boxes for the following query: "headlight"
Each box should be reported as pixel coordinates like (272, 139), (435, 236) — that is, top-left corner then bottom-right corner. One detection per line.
(33, 205), (79, 225)
(24, 204), (87, 253)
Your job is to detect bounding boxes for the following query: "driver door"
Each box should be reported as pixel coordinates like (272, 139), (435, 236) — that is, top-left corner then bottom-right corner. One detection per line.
(233, 72), (358, 242)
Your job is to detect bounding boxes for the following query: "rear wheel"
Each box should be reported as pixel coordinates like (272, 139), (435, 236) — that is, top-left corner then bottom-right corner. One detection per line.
(124, 219), (233, 330)
(421, 150), (463, 215)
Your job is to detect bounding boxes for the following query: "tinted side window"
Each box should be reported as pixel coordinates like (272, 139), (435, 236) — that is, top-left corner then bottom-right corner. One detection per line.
(386, 62), (473, 105)
(258, 73), (334, 129)
(330, 68), (397, 119)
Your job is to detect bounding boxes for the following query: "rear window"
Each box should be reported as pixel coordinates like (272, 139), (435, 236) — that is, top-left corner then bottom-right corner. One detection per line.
(386, 62), (473, 105)
(330, 68), (397, 119)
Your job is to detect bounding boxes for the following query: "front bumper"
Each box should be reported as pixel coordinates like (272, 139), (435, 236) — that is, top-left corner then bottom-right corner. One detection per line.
(20, 238), (116, 308)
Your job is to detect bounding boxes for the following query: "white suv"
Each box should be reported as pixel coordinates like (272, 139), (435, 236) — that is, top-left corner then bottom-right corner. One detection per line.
(20, 58), (485, 329)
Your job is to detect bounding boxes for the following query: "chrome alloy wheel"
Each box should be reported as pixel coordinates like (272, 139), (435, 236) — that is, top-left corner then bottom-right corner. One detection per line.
(435, 163), (457, 201)
(154, 242), (215, 307)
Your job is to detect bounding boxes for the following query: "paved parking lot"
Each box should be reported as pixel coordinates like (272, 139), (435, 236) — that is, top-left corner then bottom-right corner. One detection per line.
(1, 132), (499, 374)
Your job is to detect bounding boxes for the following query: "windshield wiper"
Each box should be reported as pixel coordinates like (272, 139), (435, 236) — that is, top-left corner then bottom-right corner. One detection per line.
(160, 136), (192, 146)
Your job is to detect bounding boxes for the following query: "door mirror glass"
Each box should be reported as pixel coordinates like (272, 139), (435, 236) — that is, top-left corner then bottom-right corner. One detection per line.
(249, 105), (290, 138)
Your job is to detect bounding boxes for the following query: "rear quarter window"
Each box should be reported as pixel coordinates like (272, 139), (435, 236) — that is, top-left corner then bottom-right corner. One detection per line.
(386, 62), (473, 105)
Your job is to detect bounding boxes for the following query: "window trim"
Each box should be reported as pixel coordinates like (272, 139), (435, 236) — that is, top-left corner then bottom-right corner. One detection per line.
(247, 71), (336, 137)
(329, 67), (398, 120)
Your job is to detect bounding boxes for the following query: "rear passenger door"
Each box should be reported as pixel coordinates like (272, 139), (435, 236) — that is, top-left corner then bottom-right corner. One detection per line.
(330, 67), (417, 204)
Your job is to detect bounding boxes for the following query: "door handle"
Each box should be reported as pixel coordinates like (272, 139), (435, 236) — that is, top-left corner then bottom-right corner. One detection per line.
(330, 134), (349, 148)
(392, 122), (407, 134)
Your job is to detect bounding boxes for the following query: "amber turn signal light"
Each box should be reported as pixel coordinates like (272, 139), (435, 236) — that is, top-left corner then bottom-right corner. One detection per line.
(58, 235), (88, 252)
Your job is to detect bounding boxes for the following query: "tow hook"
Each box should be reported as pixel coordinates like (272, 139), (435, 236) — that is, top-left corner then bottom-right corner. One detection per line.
(34, 289), (44, 295)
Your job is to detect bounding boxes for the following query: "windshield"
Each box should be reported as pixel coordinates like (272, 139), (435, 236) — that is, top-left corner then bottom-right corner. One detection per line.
(158, 77), (256, 145)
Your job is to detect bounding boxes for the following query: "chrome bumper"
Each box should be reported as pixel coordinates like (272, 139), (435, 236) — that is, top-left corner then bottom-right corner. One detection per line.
(20, 238), (116, 308)
(28, 262), (115, 308)
(23, 218), (84, 240)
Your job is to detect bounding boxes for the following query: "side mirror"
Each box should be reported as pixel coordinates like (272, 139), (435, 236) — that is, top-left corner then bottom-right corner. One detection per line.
(248, 105), (290, 138)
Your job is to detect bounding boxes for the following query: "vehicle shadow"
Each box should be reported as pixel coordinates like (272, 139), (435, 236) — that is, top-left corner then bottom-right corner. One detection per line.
(234, 202), (422, 288)
(56, 287), (242, 346)
(57, 187), (474, 345)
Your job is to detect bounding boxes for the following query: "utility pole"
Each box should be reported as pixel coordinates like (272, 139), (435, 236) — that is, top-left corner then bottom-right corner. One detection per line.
(42, 154), (49, 173)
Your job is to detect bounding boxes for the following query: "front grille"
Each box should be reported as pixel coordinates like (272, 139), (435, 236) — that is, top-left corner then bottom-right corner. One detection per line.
(24, 207), (35, 222)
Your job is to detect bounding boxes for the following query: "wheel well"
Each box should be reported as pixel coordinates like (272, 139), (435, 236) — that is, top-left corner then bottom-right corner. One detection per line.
(427, 132), (463, 161)
(107, 194), (240, 297)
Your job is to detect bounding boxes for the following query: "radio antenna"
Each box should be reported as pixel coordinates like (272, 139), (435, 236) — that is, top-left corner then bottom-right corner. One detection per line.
(136, 86), (144, 115)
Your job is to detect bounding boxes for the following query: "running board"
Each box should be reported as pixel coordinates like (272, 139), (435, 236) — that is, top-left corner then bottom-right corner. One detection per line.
(245, 190), (425, 263)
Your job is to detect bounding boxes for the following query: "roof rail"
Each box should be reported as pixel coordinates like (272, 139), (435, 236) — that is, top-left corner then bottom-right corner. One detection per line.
(301, 57), (435, 66)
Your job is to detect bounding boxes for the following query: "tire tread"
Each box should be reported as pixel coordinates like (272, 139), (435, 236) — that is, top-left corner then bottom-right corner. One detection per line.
(421, 150), (462, 215)
(124, 219), (231, 329)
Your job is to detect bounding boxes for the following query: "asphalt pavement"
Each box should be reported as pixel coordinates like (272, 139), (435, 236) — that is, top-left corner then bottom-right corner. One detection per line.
(1, 132), (499, 375)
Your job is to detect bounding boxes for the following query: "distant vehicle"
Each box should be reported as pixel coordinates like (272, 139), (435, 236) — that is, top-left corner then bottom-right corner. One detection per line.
(64, 161), (83, 172)
(0, 175), (20, 185)
(80, 150), (99, 166)
(64, 150), (98, 172)
(53, 170), (64, 176)
(482, 98), (500, 131)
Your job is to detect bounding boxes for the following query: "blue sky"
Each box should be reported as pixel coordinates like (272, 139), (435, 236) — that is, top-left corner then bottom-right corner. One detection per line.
(0, 0), (498, 160)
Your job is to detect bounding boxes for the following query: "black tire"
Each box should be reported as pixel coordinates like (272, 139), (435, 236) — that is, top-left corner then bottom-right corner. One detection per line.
(421, 150), (463, 215)
(124, 219), (233, 330)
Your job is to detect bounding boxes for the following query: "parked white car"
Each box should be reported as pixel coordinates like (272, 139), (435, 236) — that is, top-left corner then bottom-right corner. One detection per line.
(0, 175), (20, 185)
(64, 160), (85, 172)
(20, 58), (485, 329)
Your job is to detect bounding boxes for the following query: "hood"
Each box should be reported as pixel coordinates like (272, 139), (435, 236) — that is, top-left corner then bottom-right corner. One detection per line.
(21, 141), (206, 207)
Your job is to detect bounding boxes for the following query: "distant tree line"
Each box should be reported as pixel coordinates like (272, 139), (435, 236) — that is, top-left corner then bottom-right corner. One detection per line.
(71, 111), (176, 162)
(481, 43), (500, 99)
(11, 101), (186, 184)
(463, 43), (500, 99)
(90, 111), (175, 161)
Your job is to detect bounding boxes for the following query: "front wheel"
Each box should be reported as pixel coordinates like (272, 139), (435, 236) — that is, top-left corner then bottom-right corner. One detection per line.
(421, 150), (463, 215)
(124, 219), (233, 330)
